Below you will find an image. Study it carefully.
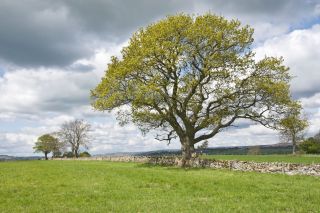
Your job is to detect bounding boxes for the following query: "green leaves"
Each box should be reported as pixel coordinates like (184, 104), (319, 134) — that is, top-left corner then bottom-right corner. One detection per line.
(91, 13), (299, 146)
(33, 134), (59, 153)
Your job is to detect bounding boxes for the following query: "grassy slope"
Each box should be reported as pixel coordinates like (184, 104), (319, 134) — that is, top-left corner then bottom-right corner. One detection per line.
(0, 161), (319, 213)
(202, 154), (320, 164)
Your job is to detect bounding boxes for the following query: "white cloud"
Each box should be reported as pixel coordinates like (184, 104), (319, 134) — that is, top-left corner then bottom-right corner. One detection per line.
(255, 24), (320, 97)
(301, 93), (320, 109)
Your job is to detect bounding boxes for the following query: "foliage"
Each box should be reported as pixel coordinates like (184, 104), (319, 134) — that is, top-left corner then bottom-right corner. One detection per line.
(33, 134), (60, 160)
(279, 102), (309, 154)
(1, 161), (320, 212)
(196, 140), (209, 156)
(62, 151), (74, 158)
(92, 13), (296, 162)
(79, 151), (91, 157)
(58, 119), (91, 158)
(247, 146), (261, 155)
(299, 137), (320, 154)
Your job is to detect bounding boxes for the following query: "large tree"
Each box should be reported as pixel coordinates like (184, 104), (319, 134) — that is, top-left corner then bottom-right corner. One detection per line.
(58, 119), (91, 158)
(33, 134), (59, 160)
(91, 14), (296, 165)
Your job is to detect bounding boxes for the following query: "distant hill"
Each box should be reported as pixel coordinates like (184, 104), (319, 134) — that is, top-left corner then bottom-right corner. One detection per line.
(0, 155), (42, 161)
(1, 144), (294, 160)
(98, 143), (293, 157)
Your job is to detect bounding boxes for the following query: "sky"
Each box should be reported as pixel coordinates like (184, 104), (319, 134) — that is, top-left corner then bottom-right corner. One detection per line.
(1, 0), (320, 156)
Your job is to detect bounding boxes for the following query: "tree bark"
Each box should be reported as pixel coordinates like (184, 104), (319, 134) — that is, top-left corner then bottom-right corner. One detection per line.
(292, 137), (296, 155)
(181, 136), (195, 167)
(44, 151), (48, 160)
(71, 147), (75, 158)
(74, 146), (79, 158)
(75, 151), (79, 158)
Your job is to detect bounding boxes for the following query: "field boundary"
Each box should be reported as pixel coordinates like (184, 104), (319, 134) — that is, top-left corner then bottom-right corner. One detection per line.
(53, 156), (320, 176)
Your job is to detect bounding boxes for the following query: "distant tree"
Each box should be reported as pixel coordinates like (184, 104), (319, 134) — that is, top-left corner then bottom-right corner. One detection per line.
(33, 134), (59, 160)
(92, 13), (297, 166)
(62, 151), (74, 158)
(50, 133), (66, 158)
(58, 119), (91, 158)
(196, 140), (209, 156)
(247, 146), (261, 155)
(279, 103), (308, 154)
(79, 151), (91, 157)
(299, 137), (320, 154)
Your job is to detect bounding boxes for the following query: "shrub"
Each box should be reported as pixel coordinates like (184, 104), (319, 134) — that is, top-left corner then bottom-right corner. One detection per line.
(62, 152), (74, 158)
(299, 137), (320, 154)
(79, 151), (91, 157)
(247, 146), (261, 155)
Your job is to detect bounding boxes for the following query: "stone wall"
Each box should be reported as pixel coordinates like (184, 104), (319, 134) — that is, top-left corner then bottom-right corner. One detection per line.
(53, 156), (320, 176)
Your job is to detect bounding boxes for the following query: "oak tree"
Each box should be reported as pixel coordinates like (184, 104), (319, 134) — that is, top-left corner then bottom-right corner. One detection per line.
(92, 14), (296, 165)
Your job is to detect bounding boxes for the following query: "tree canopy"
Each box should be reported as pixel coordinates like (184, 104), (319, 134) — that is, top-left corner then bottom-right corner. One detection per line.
(91, 13), (297, 164)
(279, 102), (308, 154)
(33, 134), (60, 160)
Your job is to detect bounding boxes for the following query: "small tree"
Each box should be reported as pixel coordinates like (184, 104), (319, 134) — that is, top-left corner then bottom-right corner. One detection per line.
(279, 103), (308, 154)
(196, 140), (209, 156)
(92, 13), (296, 166)
(58, 119), (91, 158)
(79, 151), (91, 157)
(62, 151), (74, 158)
(247, 146), (261, 155)
(33, 134), (59, 160)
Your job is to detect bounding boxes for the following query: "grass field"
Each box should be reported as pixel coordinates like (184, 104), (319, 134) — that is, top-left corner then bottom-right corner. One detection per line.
(0, 161), (320, 212)
(202, 154), (320, 164)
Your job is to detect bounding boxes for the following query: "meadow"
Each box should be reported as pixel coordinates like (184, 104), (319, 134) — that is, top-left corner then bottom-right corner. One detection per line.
(0, 160), (320, 212)
(202, 154), (320, 164)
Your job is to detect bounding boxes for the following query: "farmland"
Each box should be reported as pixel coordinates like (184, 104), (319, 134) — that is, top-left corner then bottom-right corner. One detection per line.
(1, 160), (320, 212)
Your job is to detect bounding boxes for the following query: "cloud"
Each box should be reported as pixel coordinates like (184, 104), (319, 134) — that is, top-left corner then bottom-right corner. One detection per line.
(0, 0), (190, 67)
(196, 0), (320, 42)
(0, 46), (121, 120)
(255, 24), (320, 98)
(0, 69), (97, 115)
(1, 0), (319, 67)
(0, 1), (92, 67)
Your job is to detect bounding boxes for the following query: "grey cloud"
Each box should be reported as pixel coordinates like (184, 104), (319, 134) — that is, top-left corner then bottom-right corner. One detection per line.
(67, 63), (95, 72)
(61, 0), (192, 40)
(1, 0), (319, 68)
(0, 0), (191, 67)
(201, 0), (318, 22)
(0, 1), (92, 67)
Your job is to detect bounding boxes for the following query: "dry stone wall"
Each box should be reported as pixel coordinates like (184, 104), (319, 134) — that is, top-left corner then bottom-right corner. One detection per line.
(53, 156), (320, 176)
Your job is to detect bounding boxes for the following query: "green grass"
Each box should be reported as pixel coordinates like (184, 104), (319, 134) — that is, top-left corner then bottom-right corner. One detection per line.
(201, 154), (320, 164)
(0, 161), (320, 212)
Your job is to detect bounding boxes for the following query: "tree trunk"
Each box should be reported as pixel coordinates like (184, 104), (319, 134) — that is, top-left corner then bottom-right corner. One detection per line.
(71, 147), (75, 158)
(74, 147), (79, 158)
(292, 137), (296, 155)
(44, 152), (48, 160)
(181, 136), (195, 167)
(292, 135), (296, 155)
